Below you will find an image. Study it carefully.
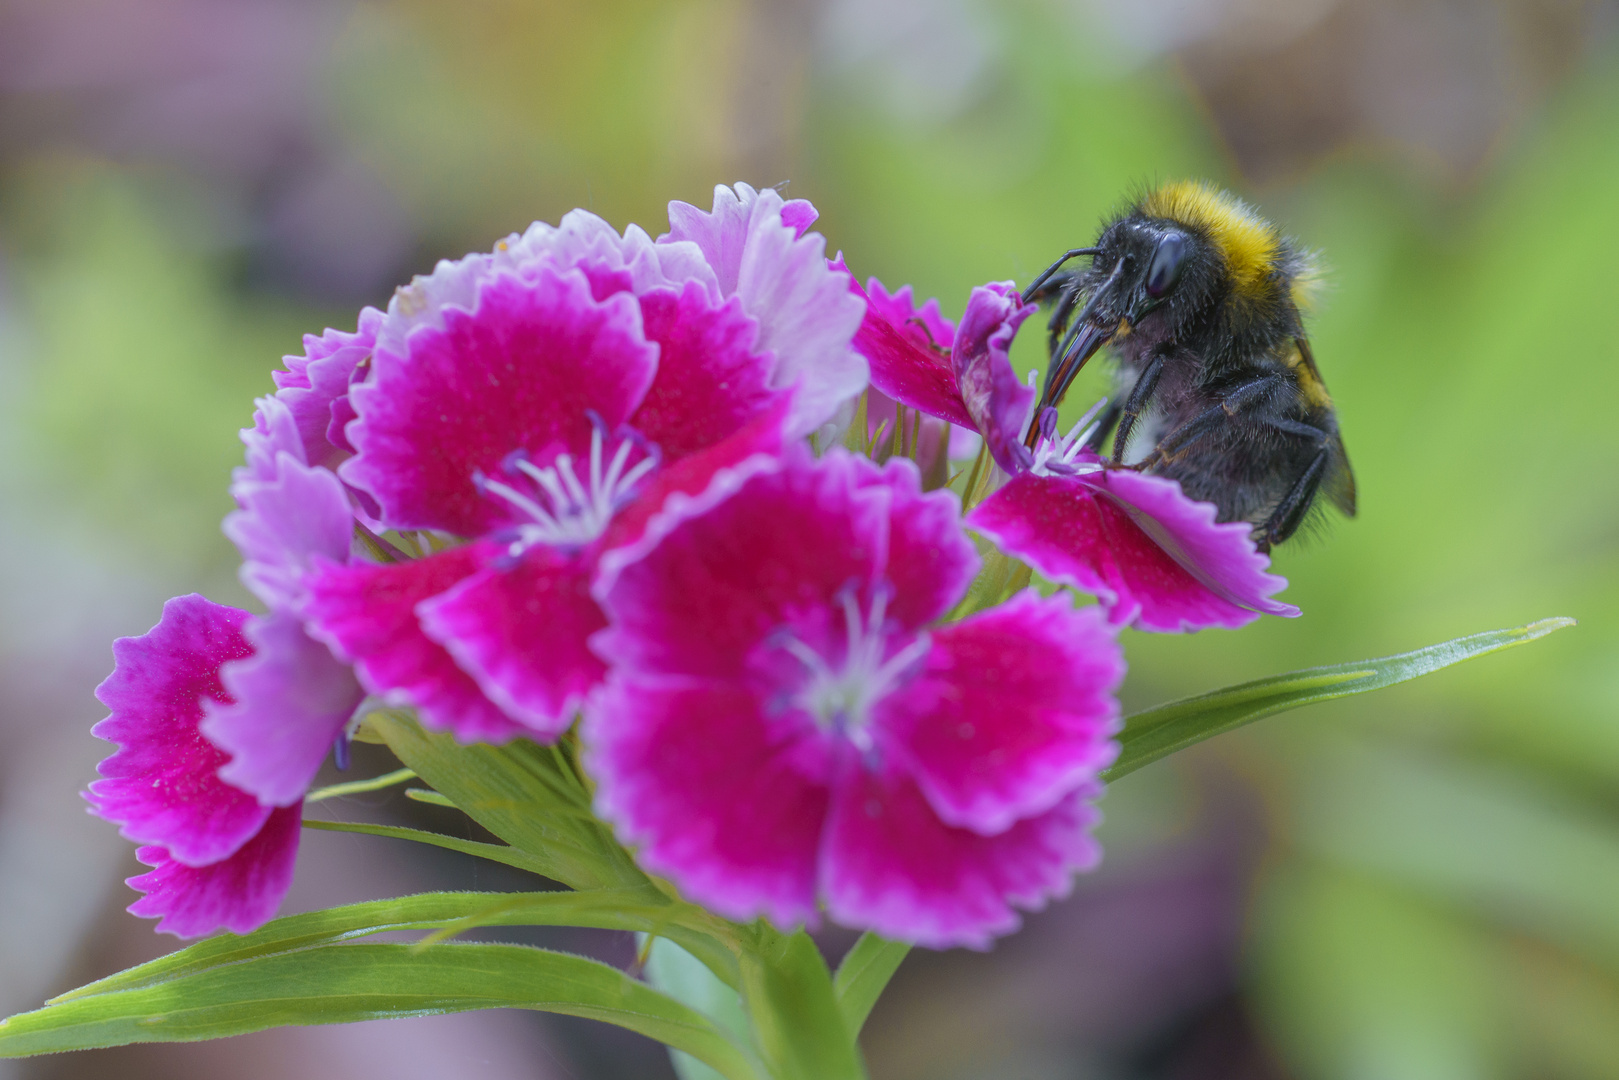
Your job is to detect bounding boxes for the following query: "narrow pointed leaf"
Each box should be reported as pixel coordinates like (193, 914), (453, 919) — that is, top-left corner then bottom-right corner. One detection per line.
(367, 711), (646, 890)
(46, 890), (738, 1005)
(833, 933), (911, 1034)
(741, 928), (866, 1080)
(301, 818), (559, 876)
(1105, 618), (1574, 781)
(0, 943), (763, 1079)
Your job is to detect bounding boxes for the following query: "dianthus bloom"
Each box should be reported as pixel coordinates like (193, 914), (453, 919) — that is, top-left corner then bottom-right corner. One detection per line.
(968, 404), (1296, 630)
(89, 183), (864, 937)
(300, 183), (865, 743)
(88, 596), (305, 937)
(588, 449), (1124, 948)
(87, 315), (378, 936)
(840, 265), (1296, 630)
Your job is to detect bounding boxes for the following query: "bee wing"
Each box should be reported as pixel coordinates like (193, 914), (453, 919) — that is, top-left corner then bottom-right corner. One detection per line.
(1294, 337), (1356, 517)
(1325, 432), (1356, 517)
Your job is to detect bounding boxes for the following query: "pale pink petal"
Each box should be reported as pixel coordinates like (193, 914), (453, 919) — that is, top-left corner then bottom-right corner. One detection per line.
(203, 612), (365, 808)
(664, 183), (866, 437)
(224, 451), (354, 612)
(271, 307), (382, 471)
(505, 210), (720, 304)
(240, 394), (307, 482)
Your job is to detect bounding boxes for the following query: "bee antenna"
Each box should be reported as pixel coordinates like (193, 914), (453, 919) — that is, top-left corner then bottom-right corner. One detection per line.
(1021, 247), (1100, 304)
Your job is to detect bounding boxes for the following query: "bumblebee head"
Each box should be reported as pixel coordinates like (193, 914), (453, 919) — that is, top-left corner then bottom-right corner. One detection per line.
(1031, 180), (1301, 416)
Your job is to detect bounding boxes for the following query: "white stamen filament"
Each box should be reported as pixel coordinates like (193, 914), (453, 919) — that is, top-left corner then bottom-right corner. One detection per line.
(478, 424), (658, 554)
(1029, 397), (1111, 477)
(777, 588), (930, 749)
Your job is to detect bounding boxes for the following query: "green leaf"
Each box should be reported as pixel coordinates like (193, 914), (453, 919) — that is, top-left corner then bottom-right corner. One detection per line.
(644, 937), (751, 1080)
(304, 767), (417, 803)
(832, 933), (911, 1034)
(46, 890), (738, 1005)
(367, 711), (646, 891)
(740, 928), (866, 1080)
(1105, 618), (1574, 782)
(301, 818), (560, 877)
(0, 943), (764, 1079)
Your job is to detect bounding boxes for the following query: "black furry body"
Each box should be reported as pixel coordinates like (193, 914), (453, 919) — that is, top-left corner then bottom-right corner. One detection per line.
(1026, 188), (1355, 550)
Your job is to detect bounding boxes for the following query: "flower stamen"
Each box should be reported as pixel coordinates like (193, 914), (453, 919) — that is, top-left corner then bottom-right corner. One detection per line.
(774, 585), (930, 751)
(1028, 398), (1110, 477)
(475, 422), (660, 556)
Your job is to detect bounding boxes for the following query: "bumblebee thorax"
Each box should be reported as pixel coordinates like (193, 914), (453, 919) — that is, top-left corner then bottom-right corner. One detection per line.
(1138, 180), (1282, 303)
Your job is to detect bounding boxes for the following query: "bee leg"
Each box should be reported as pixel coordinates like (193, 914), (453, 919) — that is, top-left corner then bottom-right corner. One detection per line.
(1137, 372), (1293, 469)
(1109, 350), (1170, 464)
(1081, 400), (1123, 453)
(1261, 446), (1330, 547)
(1045, 277), (1082, 357)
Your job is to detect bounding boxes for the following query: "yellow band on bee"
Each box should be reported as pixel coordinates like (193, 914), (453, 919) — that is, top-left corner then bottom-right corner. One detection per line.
(1141, 180), (1279, 299)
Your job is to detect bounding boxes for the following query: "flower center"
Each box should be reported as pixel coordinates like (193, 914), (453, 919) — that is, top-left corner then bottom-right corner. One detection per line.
(474, 416), (659, 556)
(773, 586), (930, 751)
(1027, 399), (1110, 477)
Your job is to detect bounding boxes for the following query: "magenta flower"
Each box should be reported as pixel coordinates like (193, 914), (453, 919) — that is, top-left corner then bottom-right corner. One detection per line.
(839, 267), (1037, 475)
(587, 450), (1123, 948)
(265, 307), (384, 474)
(88, 595), (305, 937)
(841, 266), (1297, 631)
(85, 309), (378, 937)
(968, 405), (1298, 631)
(301, 185), (863, 744)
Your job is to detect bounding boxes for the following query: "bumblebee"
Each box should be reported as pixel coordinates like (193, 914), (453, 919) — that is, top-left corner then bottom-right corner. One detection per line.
(1022, 180), (1355, 551)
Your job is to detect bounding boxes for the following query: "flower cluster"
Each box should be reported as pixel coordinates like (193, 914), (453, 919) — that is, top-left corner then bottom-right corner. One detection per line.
(89, 183), (1298, 948)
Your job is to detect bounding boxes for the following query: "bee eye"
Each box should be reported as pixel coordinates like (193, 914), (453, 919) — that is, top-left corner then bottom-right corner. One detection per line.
(1145, 232), (1187, 299)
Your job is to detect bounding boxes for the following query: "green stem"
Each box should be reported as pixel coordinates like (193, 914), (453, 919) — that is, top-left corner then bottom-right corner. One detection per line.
(305, 767), (416, 803)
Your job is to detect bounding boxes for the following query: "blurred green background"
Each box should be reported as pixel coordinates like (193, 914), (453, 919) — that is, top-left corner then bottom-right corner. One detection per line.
(2, 1), (1617, 1077)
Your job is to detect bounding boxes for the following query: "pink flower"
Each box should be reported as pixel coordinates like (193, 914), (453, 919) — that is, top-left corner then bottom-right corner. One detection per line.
(967, 405), (1298, 632)
(838, 267), (1036, 475)
(840, 264), (1297, 631)
(587, 450), (1123, 948)
(88, 595), (310, 937)
(90, 322), (374, 932)
(299, 185), (863, 744)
